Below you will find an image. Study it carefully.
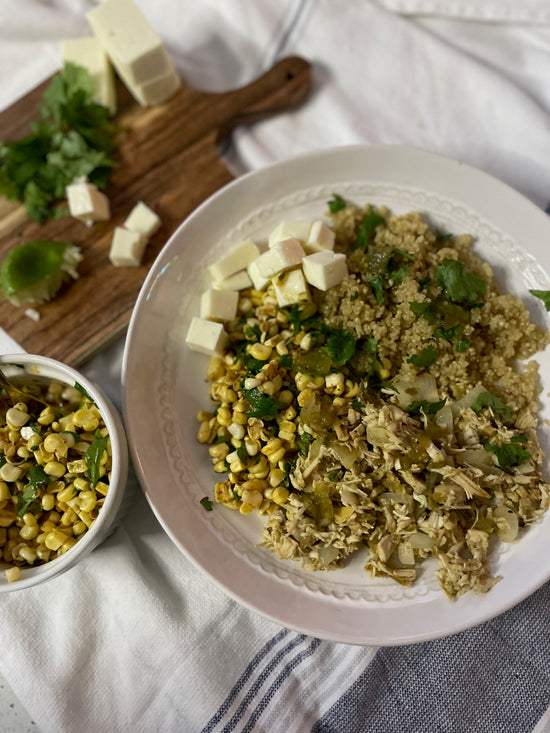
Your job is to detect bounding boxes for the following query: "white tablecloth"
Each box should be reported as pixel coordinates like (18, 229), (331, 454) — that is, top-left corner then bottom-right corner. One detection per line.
(0, 2), (549, 732)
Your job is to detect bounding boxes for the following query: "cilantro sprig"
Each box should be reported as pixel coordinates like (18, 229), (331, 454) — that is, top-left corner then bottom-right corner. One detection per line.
(470, 391), (515, 424)
(434, 259), (486, 304)
(242, 387), (285, 420)
(0, 63), (117, 223)
(530, 290), (550, 311)
(484, 440), (530, 470)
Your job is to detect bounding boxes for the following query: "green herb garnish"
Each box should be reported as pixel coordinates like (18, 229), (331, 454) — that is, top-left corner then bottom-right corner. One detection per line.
(530, 290), (550, 311)
(0, 63), (117, 223)
(434, 259), (486, 304)
(296, 431), (313, 457)
(484, 441), (530, 470)
(321, 327), (356, 366)
(84, 430), (108, 488)
(470, 391), (515, 424)
(242, 387), (285, 420)
(17, 465), (49, 517)
(405, 398), (447, 416)
(407, 346), (438, 368)
(200, 496), (214, 511)
(244, 324), (262, 341)
(354, 205), (386, 250)
(328, 193), (347, 213)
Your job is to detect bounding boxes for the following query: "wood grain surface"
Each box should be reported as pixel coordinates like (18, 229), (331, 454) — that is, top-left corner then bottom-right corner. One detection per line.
(0, 57), (311, 366)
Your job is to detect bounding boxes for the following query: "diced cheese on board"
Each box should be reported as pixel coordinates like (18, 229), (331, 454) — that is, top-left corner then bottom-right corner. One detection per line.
(186, 317), (228, 357)
(272, 268), (310, 308)
(61, 36), (116, 113)
(254, 239), (305, 279)
(305, 221), (335, 253)
(213, 270), (252, 291)
(268, 220), (311, 248)
(123, 201), (161, 242)
(302, 251), (348, 291)
(247, 260), (269, 291)
(208, 240), (260, 282)
(109, 227), (146, 266)
(200, 288), (239, 322)
(66, 180), (110, 225)
(87, 0), (179, 106)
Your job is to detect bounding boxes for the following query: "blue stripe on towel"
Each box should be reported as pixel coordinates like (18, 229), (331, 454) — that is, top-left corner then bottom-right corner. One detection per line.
(202, 628), (290, 732)
(313, 581), (550, 733)
(241, 636), (322, 733)
(221, 633), (309, 732)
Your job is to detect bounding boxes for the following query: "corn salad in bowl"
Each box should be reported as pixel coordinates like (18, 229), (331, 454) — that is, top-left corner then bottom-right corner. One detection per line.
(0, 354), (128, 590)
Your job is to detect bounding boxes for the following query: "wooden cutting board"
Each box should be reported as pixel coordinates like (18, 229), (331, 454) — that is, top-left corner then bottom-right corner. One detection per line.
(0, 57), (311, 366)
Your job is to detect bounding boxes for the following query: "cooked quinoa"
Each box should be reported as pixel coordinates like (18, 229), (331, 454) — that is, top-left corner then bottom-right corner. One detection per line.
(196, 198), (550, 599)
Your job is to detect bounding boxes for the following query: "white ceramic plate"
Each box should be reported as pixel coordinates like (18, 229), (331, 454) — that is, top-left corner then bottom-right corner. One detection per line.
(122, 145), (550, 645)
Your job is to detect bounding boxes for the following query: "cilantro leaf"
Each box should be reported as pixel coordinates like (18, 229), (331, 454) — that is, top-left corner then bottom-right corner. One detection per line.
(409, 301), (437, 324)
(434, 259), (486, 304)
(529, 290), (550, 311)
(84, 430), (108, 488)
(407, 346), (438, 368)
(296, 431), (313, 456)
(328, 193), (347, 213)
(405, 398), (447, 416)
(369, 275), (385, 305)
(200, 496), (213, 511)
(354, 205), (386, 250)
(0, 62), (117, 223)
(484, 441), (530, 470)
(321, 328), (357, 366)
(17, 465), (49, 517)
(243, 387), (285, 420)
(470, 391), (515, 424)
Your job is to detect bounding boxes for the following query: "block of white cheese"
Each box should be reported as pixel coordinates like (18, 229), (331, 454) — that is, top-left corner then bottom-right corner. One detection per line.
(208, 240), (260, 282)
(87, 0), (179, 106)
(247, 260), (269, 291)
(254, 239), (305, 279)
(305, 221), (336, 254)
(272, 268), (310, 308)
(268, 220), (311, 248)
(109, 227), (146, 267)
(66, 179), (110, 225)
(186, 317), (228, 357)
(200, 288), (239, 322)
(135, 67), (180, 106)
(61, 37), (116, 114)
(213, 270), (252, 291)
(302, 251), (348, 291)
(123, 201), (161, 243)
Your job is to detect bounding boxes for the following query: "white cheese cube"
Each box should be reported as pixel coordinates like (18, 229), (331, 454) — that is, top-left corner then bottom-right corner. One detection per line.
(66, 180), (110, 225)
(272, 268), (310, 308)
(213, 270), (252, 291)
(87, 0), (172, 86)
(305, 221), (336, 254)
(61, 37), (116, 113)
(254, 239), (305, 279)
(208, 240), (260, 282)
(247, 260), (269, 291)
(108, 227), (146, 267)
(268, 220), (311, 248)
(200, 288), (239, 322)
(123, 201), (161, 242)
(302, 251), (348, 291)
(186, 317), (228, 357)
(135, 67), (180, 106)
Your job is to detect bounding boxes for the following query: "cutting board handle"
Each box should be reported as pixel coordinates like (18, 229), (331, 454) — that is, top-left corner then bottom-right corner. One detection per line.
(216, 56), (311, 141)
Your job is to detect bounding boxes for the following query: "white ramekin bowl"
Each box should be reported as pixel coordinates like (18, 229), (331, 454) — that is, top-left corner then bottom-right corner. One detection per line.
(0, 353), (129, 592)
